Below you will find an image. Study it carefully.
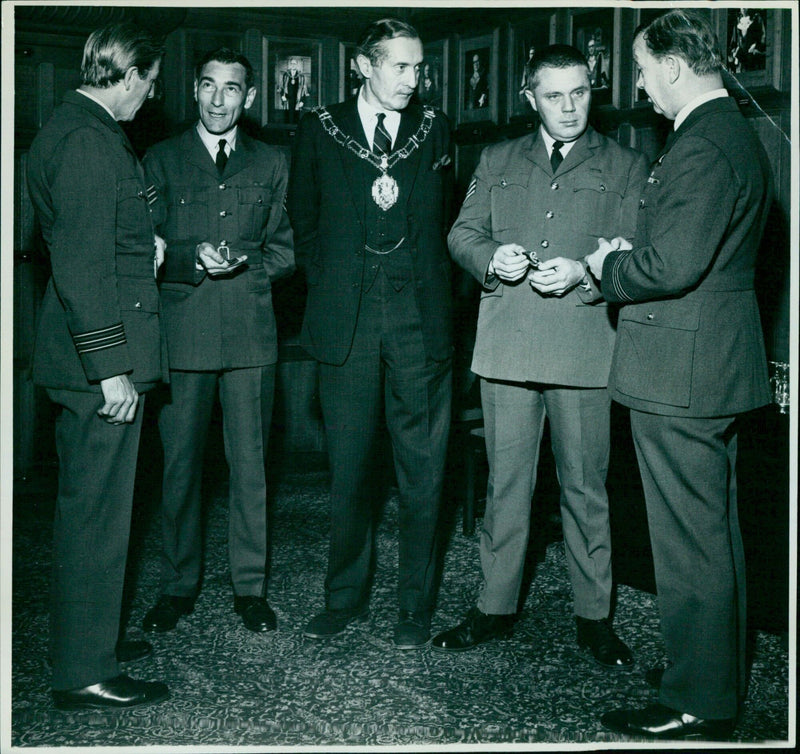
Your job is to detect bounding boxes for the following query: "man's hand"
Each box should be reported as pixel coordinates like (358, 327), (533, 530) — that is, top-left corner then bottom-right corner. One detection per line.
(154, 235), (166, 278)
(586, 236), (632, 280)
(196, 242), (247, 275)
(98, 374), (139, 424)
(489, 244), (532, 283)
(528, 257), (585, 297)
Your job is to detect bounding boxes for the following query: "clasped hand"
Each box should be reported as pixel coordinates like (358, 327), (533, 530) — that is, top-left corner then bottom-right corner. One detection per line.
(585, 236), (632, 280)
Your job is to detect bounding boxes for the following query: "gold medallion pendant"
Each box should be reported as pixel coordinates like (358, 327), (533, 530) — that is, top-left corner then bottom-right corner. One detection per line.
(372, 173), (399, 211)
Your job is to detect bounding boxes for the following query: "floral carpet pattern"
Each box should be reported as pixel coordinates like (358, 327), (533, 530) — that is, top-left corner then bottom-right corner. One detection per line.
(11, 467), (790, 749)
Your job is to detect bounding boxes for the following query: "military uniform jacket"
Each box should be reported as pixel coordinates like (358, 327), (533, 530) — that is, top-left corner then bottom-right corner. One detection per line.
(144, 127), (295, 370)
(28, 91), (166, 392)
(287, 100), (453, 365)
(449, 127), (648, 386)
(602, 97), (772, 416)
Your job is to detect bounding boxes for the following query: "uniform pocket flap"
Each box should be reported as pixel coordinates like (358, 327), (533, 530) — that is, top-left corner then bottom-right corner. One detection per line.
(620, 299), (701, 331)
(239, 186), (272, 205)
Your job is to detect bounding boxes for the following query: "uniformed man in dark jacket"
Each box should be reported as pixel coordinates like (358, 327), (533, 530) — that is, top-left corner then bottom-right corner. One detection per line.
(141, 48), (294, 635)
(27, 22), (169, 710)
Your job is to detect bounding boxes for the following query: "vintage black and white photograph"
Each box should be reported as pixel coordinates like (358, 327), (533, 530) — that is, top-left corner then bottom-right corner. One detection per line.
(268, 40), (317, 124)
(572, 7), (615, 106)
(2, 2), (795, 752)
(458, 30), (499, 124)
(507, 14), (554, 120)
(417, 38), (447, 112)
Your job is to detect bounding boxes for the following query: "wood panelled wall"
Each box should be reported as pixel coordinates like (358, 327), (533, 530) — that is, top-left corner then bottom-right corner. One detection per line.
(12, 5), (794, 475)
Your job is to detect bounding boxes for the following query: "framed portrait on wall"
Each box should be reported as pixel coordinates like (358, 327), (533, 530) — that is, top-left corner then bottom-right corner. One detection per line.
(417, 38), (448, 113)
(457, 30), (499, 125)
(724, 7), (771, 88)
(265, 38), (320, 126)
(339, 42), (361, 102)
(571, 8), (615, 107)
(507, 14), (554, 121)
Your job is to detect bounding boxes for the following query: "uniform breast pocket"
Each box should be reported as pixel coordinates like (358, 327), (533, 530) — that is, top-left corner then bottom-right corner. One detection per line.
(489, 175), (529, 233)
(571, 174), (625, 235)
(170, 187), (209, 239)
(116, 177), (151, 239)
(238, 187), (272, 241)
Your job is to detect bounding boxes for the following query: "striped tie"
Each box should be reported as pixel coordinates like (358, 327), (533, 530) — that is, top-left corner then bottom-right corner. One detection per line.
(373, 113), (392, 155)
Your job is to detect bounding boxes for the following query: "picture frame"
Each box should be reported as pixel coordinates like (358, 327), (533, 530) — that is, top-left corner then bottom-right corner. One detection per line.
(457, 30), (499, 125)
(417, 38), (448, 113)
(571, 8), (615, 108)
(722, 7), (772, 89)
(264, 37), (321, 126)
(506, 14), (555, 121)
(339, 42), (361, 102)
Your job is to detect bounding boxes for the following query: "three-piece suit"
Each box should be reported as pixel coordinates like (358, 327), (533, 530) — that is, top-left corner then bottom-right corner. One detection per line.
(601, 96), (773, 719)
(27, 91), (166, 690)
(143, 126), (294, 602)
(287, 99), (453, 615)
(448, 127), (648, 618)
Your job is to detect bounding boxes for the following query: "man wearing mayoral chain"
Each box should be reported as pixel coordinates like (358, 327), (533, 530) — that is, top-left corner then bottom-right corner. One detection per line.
(287, 17), (453, 649)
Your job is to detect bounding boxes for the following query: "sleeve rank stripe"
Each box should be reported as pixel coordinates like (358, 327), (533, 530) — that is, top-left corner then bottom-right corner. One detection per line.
(73, 323), (127, 353)
(610, 251), (635, 303)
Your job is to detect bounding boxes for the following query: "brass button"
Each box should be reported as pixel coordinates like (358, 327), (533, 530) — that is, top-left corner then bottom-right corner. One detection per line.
(550, 182), (559, 190)
(599, 184), (606, 192)
(135, 301), (142, 309)
(639, 199), (646, 208)
(219, 210), (227, 217)
(545, 211), (554, 219)
(646, 312), (654, 320)
(179, 198), (186, 205)
(500, 179), (507, 187)
(540, 240), (549, 248)
(219, 183), (226, 190)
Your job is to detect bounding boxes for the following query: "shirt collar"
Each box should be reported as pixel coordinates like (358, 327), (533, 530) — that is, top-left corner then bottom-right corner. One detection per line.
(540, 128), (579, 159)
(674, 88), (728, 131)
(357, 87), (401, 146)
(196, 120), (239, 159)
(76, 88), (116, 120)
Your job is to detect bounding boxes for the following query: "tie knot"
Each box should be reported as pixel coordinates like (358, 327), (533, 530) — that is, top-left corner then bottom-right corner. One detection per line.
(552, 140), (564, 153)
(376, 113), (386, 125)
(218, 139), (227, 150)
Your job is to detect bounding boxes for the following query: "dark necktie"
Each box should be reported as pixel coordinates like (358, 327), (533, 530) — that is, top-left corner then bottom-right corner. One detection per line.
(215, 138), (228, 175)
(550, 140), (564, 174)
(373, 113), (392, 156)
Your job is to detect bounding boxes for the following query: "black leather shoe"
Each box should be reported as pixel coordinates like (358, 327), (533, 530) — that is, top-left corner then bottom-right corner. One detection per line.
(116, 639), (153, 664)
(141, 595), (194, 633)
(303, 606), (369, 639)
(393, 610), (431, 649)
(53, 674), (169, 711)
(234, 596), (277, 633)
(576, 616), (634, 670)
(601, 703), (736, 740)
(430, 607), (514, 652)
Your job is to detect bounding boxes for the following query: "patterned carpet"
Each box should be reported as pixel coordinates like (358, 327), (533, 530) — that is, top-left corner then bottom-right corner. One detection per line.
(11, 454), (791, 749)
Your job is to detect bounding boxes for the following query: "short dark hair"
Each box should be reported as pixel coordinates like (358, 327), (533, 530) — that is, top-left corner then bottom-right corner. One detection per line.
(194, 47), (255, 90)
(636, 10), (723, 76)
(524, 44), (589, 92)
(81, 22), (164, 88)
(357, 18), (420, 66)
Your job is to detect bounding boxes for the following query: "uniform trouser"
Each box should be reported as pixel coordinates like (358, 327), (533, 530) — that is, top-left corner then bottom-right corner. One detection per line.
(47, 388), (144, 691)
(318, 269), (452, 613)
(630, 409), (745, 720)
(478, 380), (613, 619)
(157, 366), (275, 599)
